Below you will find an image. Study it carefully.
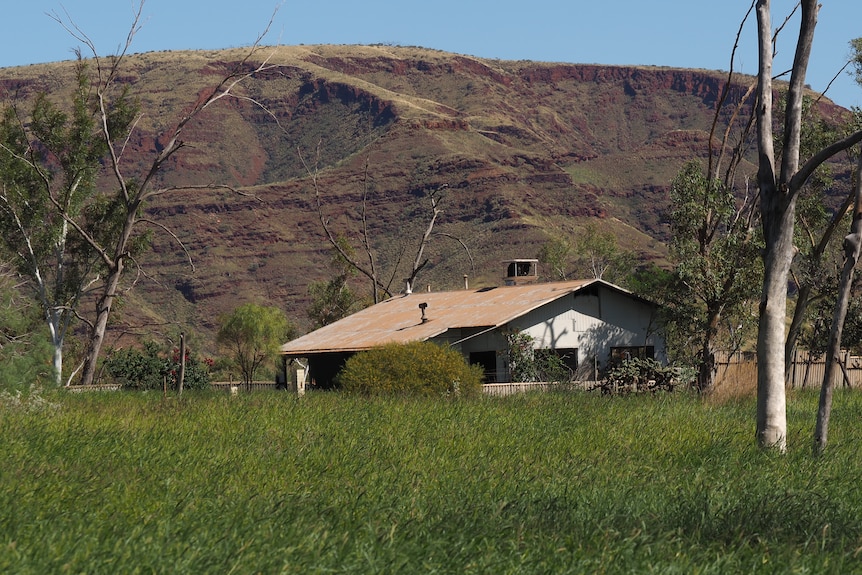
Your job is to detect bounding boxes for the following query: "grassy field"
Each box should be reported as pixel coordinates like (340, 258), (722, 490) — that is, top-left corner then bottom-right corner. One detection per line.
(2, 388), (862, 574)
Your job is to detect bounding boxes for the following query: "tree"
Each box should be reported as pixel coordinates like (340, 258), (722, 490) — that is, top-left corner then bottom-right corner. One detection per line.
(666, 161), (761, 392)
(0, 64), (129, 386)
(307, 236), (364, 328)
(0, 260), (53, 389)
(572, 222), (634, 285)
(217, 303), (294, 387)
(753, 1), (862, 450)
(305, 151), (472, 303)
(535, 224), (634, 285)
(0, 3), (277, 386)
(783, 97), (857, 376)
(814, 152), (862, 454)
(536, 236), (571, 281)
(813, 39), (862, 454)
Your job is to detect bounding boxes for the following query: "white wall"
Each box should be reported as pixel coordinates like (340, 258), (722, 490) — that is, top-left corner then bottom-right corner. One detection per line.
(435, 284), (666, 381)
(511, 285), (665, 368)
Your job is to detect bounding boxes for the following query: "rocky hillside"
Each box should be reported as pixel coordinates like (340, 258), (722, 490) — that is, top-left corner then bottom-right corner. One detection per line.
(0, 45), (851, 354)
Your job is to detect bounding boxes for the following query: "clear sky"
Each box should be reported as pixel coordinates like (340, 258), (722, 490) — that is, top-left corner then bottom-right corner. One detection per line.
(2, 1), (860, 110)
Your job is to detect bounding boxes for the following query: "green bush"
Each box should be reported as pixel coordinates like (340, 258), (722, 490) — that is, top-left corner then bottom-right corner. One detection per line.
(336, 341), (483, 396)
(602, 357), (696, 393)
(103, 341), (212, 390)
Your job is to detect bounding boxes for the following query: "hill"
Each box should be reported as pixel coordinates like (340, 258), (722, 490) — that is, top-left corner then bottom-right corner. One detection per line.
(0, 45), (851, 356)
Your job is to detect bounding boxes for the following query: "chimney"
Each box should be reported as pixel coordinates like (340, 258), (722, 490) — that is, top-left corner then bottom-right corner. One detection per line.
(464, 274), (469, 290)
(503, 259), (539, 286)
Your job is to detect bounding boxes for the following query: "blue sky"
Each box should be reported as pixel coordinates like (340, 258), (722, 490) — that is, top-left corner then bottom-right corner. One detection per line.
(2, 1), (860, 109)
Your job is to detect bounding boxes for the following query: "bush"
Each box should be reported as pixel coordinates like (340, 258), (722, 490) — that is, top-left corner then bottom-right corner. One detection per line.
(336, 341), (483, 397)
(103, 342), (211, 390)
(602, 357), (695, 394)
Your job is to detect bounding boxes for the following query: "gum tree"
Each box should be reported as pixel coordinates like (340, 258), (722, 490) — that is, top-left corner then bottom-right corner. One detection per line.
(0, 2), (277, 386)
(217, 303), (293, 387)
(753, 0), (862, 450)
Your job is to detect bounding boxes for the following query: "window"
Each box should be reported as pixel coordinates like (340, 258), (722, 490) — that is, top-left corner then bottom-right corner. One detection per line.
(469, 351), (498, 383)
(610, 346), (654, 362)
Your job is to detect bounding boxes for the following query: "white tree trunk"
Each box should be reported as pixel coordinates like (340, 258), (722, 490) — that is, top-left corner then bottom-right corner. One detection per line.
(754, 0), (819, 451)
(814, 154), (862, 454)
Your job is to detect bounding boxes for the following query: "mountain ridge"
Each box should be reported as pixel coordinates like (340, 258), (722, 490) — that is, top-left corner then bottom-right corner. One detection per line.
(0, 45), (851, 356)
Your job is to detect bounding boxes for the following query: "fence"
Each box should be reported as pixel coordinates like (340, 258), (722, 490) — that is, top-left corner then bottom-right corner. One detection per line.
(210, 381), (280, 392)
(715, 350), (862, 389)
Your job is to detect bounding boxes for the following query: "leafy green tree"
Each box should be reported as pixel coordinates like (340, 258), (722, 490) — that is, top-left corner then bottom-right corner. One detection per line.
(217, 303), (294, 386)
(572, 223), (635, 286)
(536, 224), (634, 285)
(0, 63), (127, 385)
(0, 5), (275, 387)
(336, 341), (483, 396)
(536, 236), (572, 281)
(664, 161), (762, 392)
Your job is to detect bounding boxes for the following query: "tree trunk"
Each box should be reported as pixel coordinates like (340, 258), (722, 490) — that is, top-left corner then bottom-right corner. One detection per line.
(814, 154), (862, 455)
(178, 332), (186, 396)
(754, 0), (819, 451)
(78, 260), (123, 386)
(756, 194), (795, 450)
(698, 306), (722, 392)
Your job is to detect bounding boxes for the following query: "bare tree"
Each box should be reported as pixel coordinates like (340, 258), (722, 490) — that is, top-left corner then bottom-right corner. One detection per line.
(753, 0), (862, 450)
(814, 153), (862, 454)
(304, 148), (471, 304)
(4, 2), (279, 386)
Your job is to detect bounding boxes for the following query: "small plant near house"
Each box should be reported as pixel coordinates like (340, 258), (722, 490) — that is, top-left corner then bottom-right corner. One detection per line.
(601, 357), (695, 394)
(504, 331), (573, 383)
(103, 341), (212, 391)
(336, 341), (483, 396)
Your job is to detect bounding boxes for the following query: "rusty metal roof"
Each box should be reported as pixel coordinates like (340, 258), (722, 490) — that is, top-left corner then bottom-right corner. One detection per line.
(281, 278), (600, 356)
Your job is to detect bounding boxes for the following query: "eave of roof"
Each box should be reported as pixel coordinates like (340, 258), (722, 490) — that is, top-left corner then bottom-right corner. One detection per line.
(282, 278), (616, 356)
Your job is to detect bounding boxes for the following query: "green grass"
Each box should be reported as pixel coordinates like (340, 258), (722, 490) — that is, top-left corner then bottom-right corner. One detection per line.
(2, 388), (862, 573)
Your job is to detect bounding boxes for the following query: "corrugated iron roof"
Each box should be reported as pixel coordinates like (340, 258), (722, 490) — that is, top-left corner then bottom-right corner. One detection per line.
(282, 278), (601, 355)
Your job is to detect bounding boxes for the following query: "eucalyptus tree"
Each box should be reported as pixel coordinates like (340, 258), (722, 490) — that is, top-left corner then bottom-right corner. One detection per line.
(814, 39), (862, 455)
(753, 0), (862, 450)
(572, 223), (635, 286)
(783, 98), (858, 375)
(536, 224), (633, 286)
(0, 63), (133, 385)
(667, 161), (761, 392)
(814, 152), (862, 454)
(217, 303), (294, 387)
(0, 2), (276, 386)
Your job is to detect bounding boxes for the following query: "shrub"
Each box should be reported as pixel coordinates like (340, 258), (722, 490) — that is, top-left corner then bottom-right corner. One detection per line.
(103, 341), (211, 390)
(504, 331), (573, 382)
(602, 357), (696, 394)
(336, 341), (483, 397)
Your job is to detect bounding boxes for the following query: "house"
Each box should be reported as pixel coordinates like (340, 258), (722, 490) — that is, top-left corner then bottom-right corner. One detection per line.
(281, 266), (666, 390)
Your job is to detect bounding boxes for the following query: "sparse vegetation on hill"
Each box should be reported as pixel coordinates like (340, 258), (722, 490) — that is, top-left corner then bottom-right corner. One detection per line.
(0, 45), (852, 362)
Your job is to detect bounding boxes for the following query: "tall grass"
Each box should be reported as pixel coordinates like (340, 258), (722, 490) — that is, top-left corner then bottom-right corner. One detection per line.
(2, 388), (862, 573)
